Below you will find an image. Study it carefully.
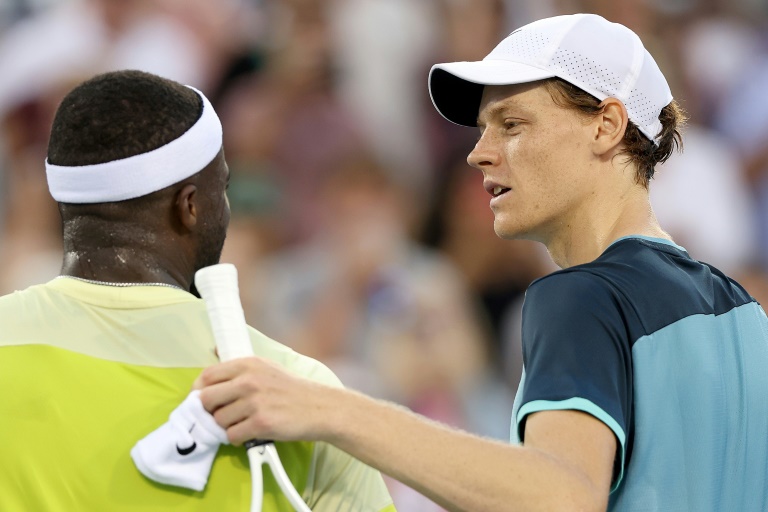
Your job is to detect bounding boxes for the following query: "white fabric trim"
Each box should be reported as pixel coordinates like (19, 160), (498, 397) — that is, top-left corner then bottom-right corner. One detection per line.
(46, 86), (222, 203)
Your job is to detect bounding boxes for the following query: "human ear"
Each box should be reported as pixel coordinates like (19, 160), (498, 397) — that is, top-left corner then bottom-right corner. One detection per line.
(175, 184), (199, 231)
(592, 98), (628, 156)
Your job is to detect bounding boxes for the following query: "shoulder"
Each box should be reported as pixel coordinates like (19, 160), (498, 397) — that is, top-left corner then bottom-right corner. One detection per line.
(524, 268), (620, 324)
(527, 268), (615, 300)
(0, 284), (40, 306)
(524, 237), (699, 319)
(525, 238), (660, 305)
(520, 251), (647, 348)
(0, 285), (48, 336)
(521, 267), (632, 358)
(246, 326), (343, 388)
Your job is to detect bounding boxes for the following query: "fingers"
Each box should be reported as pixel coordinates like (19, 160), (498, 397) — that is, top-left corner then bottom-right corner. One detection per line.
(192, 358), (256, 413)
(192, 356), (327, 444)
(199, 379), (244, 413)
(227, 417), (269, 446)
(195, 357), (279, 435)
(211, 398), (262, 446)
(197, 358), (253, 387)
(195, 358), (263, 413)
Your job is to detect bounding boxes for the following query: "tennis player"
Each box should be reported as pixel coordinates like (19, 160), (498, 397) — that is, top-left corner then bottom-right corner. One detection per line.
(195, 14), (768, 511)
(0, 70), (395, 512)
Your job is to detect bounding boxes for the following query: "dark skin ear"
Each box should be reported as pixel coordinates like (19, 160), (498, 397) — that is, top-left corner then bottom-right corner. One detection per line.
(175, 183), (199, 231)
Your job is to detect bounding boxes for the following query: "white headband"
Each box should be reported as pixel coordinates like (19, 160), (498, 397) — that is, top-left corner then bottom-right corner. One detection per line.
(46, 86), (223, 203)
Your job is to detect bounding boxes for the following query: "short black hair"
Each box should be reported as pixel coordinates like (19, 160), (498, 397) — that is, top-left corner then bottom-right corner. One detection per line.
(47, 70), (203, 166)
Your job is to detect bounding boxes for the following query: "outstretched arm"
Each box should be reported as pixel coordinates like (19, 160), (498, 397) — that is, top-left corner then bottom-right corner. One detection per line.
(196, 357), (615, 512)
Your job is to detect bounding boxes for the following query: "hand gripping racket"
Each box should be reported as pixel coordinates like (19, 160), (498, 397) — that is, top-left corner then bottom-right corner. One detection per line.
(195, 264), (311, 512)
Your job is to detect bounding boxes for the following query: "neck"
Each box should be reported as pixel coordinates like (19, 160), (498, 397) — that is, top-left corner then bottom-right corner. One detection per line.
(544, 185), (670, 269)
(60, 245), (193, 291)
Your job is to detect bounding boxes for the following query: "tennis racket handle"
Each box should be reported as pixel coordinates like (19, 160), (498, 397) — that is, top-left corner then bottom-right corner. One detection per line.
(195, 264), (254, 362)
(244, 439), (275, 449)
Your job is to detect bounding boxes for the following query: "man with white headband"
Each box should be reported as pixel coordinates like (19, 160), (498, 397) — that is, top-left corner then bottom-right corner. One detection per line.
(192, 14), (768, 511)
(0, 70), (396, 511)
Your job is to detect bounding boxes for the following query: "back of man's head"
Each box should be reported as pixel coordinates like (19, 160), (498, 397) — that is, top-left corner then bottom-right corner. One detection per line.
(46, 70), (227, 279)
(47, 70), (202, 167)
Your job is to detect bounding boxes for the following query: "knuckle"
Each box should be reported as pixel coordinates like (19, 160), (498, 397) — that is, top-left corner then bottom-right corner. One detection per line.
(246, 415), (269, 436)
(236, 374), (260, 393)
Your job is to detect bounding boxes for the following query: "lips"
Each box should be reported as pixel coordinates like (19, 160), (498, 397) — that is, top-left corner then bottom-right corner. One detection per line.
(483, 180), (511, 198)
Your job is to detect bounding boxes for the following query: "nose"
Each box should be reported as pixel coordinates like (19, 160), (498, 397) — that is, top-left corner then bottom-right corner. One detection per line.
(466, 131), (499, 171)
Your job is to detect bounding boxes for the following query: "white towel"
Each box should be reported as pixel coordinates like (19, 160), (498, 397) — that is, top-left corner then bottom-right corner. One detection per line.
(131, 390), (229, 491)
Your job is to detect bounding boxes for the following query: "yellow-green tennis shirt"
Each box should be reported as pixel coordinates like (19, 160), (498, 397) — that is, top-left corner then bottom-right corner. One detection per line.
(0, 278), (396, 512)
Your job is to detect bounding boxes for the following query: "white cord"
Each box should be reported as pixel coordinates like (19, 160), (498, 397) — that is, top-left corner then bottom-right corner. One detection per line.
(248, 447), (265, 512)
(248, 443), (312, 512)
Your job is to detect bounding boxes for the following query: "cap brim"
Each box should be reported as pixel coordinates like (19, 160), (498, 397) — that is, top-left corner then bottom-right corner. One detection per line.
(429, 60), (556, 127)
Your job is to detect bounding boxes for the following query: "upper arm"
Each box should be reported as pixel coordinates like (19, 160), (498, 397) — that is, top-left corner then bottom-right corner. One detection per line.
(517, 271), (633, 491)
(524, 409), (617, 509)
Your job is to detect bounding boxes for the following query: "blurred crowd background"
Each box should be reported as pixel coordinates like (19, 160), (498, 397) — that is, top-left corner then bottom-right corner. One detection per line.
(2, 0), (768, 509)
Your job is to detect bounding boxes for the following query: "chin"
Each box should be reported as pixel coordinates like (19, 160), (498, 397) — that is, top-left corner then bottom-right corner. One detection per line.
(496, 224), (546, 246)
(493, 217), (528, 240)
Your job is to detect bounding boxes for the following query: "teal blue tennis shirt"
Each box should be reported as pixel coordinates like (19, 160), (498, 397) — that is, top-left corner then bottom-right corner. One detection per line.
(512, 235), (768, 511)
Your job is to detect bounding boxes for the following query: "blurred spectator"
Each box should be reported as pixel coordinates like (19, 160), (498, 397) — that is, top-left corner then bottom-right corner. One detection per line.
(330, 0), (439, 192)
(217, 0), (366, 244)
(0, 0), (210, 120)
(218, 161), (285, 316)
(0, 74), (66, 294)
(245, 152), (491, 511)
(247, 153), (488, 409)
(715, 51), (768, 271)
(678, 12), (764, 124)
(651, 125), (759, 274)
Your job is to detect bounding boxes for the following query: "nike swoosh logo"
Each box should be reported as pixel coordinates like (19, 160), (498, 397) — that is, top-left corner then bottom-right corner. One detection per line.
(176, 422), (197, 456)
(176, 441), (197, 456)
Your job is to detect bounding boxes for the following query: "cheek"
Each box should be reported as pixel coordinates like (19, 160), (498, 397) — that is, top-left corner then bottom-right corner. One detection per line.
(497, 131), (587, 230)
(504, 136), (561, 205)
(528, 121), (590, 189)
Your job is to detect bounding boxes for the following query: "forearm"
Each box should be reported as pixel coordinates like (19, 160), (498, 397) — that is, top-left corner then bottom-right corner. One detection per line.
(197, 357), (609, 510)
(322, 387), (604, 512)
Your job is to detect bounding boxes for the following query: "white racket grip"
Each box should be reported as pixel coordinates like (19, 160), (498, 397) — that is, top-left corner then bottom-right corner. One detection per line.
(195, 264), (254, 362)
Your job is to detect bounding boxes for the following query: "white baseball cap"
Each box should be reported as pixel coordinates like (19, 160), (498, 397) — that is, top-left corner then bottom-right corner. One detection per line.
(429, 14), (673, 143)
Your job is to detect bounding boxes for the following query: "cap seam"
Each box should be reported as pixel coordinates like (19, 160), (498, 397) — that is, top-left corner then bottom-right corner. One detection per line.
(619, 31), (645, 100)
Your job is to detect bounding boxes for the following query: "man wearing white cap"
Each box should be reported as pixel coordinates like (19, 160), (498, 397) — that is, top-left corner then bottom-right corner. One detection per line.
(0, 70), (396, 511)
(193, 14), (768, 511)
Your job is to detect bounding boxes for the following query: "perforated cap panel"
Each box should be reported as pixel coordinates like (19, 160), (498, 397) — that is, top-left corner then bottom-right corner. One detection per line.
(429, 14), (672, 142)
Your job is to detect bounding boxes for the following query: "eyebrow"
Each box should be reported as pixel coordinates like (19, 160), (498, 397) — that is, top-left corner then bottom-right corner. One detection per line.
(476, 98), (530, 126)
